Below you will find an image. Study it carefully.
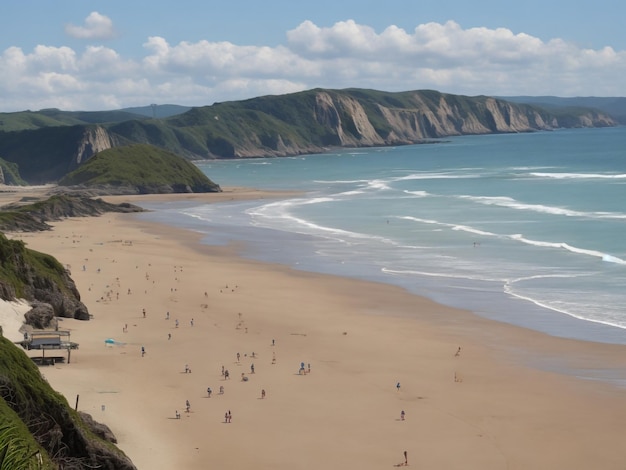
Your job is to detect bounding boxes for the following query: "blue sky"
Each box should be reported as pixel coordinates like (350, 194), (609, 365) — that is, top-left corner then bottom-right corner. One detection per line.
(1, 0), (625, 111)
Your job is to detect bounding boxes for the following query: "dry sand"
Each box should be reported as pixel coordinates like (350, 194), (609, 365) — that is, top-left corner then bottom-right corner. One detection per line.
(4, 187), (626, 469)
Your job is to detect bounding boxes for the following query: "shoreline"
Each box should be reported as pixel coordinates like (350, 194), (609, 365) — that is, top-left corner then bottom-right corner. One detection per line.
(4, 189), (626, 468)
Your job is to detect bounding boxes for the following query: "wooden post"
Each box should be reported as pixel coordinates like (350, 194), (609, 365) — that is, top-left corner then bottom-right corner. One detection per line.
(75, 394), (79, 411)
(67, 347), (71, 364)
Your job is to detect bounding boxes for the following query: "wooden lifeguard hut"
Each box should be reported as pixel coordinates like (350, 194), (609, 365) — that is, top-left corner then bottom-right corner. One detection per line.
(17, 330), (79, 365)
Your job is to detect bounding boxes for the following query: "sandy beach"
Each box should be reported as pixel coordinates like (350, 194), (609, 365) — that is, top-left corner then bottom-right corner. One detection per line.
(4, 187), (626, 469)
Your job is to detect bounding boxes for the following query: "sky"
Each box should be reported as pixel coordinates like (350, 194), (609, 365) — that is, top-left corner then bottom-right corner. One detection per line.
(1, 0), (625, 111)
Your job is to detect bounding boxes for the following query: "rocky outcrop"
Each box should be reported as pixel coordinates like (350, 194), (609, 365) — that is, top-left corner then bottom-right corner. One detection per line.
(0, 230), (88, 319)
(72, 126), (114, 167)
(78, 411), (120, 444)
(0, 193), (145, 232)
(24, 301), (57, 329)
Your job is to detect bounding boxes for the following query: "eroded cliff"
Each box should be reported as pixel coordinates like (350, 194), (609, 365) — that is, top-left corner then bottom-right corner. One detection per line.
(0, 89), (617, 183)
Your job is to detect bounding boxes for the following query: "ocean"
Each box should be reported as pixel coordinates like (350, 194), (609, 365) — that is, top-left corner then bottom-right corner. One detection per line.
(138, 126), (626, 346)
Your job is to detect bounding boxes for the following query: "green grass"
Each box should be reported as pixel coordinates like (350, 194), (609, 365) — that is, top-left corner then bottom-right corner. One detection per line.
(0, 337), (61, 469)
(58, 143), (220, 192)
(0, 335), (133, 468)
(0, 233), (70, 299)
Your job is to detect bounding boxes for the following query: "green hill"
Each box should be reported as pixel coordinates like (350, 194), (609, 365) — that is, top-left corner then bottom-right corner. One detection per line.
(58, 144), (221, 194)
(0, 106), (190, 133)
(500, 96), (626, 123)
(0, 88), (619, 185)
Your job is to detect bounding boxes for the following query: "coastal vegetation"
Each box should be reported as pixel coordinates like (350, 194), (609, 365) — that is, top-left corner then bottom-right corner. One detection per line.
(0, 335), (136, 469)
(0, 230), (89, 322)
(0, 88), (618, 185)
(0, 196), (143, 467)
(58, 144), (221, 194)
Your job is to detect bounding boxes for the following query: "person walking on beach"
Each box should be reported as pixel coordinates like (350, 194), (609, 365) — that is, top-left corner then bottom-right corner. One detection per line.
(250, 363), (255, 374)
(141, 346), (145, 357)
(396, 382), (401, 391)
(400, 410), (405, 421)
(261, 389), (266, 399)
(186, 400), (190, 413)
(219, 385), (224, 394)
(207, 387), (212, 398)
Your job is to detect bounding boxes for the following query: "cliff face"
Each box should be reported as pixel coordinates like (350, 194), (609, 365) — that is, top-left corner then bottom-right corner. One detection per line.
(0, 232), (89, 320)
(0, 88), (618, 183)
(72, 126), (114, 167)
(313, 92), (581, 145)
(0, 125), (117, 184)
(198, 89), (615, 158)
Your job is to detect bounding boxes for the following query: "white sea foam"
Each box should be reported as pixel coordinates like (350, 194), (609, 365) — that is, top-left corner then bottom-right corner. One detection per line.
(402, 190), (431, 197)
(399, 215), (626, 266)
(394, 172), (480, 181)
(401, 216), (499, 239)
(530, 172), (626, 179)
(367, 179), (392, 191)
(313, 179), (370, 184)
(337, 189), (367, 196)
(180, 210), (213, 222)
(451, 225), (497, 237)
(508, 234), (626, 264)
(247, 198), (391, 245)
(382, 267), (503, 283)
(504, 281), (626, 330)
(459, 194), (626, 220)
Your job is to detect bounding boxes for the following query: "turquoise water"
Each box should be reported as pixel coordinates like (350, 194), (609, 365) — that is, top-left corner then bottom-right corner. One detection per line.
(139, 127), (626, 344)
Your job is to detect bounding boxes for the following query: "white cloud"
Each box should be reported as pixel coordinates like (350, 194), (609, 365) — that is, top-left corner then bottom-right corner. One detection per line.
(65, 12), (116, 40)
(2, 19), (626, 111)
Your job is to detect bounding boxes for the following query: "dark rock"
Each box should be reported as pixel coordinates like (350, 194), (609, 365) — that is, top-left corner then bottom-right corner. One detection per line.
(24, 301), (57, 329)
(79, 411), (118, 444)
